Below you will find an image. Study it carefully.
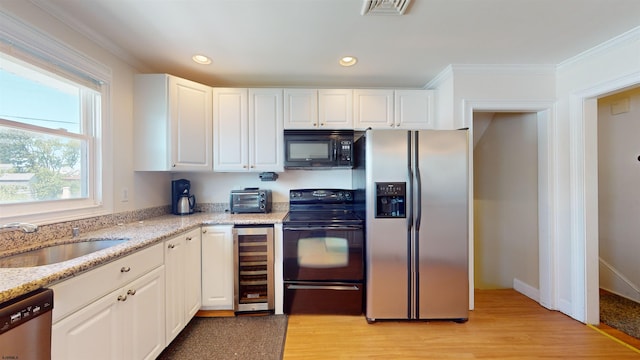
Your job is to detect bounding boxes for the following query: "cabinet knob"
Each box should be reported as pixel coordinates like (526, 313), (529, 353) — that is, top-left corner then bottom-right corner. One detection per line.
(320, 123), (325, 127)
(120, 266), (131, 273)
(127, 289), (136, 296)
(186, 236), (192, 241)
(172, 164), (176, 168)
(250, 165), (255, 168)
(168, 244), (176, 249)
(243, 165), (247, 168)
(202, 229), (207, 234)
(117, 295), (127, 302)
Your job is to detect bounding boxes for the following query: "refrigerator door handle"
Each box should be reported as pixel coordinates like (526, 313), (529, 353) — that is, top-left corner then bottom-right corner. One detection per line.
(414, 131), (422, 231)
(407, 131), (414, 232)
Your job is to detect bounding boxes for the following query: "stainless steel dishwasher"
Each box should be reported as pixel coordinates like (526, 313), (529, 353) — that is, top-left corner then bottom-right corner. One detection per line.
(0, 288), (54, 360)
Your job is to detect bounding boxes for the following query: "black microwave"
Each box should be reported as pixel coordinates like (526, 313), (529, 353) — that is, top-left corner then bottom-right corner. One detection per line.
(283, 129), (354, 169)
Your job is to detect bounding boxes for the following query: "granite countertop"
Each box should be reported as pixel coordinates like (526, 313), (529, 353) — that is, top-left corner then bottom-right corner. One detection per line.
(0, 211), (287, 303)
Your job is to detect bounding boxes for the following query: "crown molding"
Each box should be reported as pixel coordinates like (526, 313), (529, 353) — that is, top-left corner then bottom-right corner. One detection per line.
(29, 0), (149, 71)
(558, 25), (640, 71)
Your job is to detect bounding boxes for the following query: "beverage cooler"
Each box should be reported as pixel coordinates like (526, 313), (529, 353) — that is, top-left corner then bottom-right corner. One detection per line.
(233, 225), (275, 313)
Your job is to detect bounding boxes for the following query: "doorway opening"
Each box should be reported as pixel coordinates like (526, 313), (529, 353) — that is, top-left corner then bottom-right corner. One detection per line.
(595, 87), (640, 343)
(465, 101), (556, 311)
(473, 112), (540, 297)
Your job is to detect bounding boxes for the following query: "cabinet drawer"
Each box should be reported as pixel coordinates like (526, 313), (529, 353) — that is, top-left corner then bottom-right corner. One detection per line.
(51, 242), (163, 323)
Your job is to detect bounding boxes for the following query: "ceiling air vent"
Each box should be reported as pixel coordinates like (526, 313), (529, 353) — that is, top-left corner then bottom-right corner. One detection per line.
(361, 0), (411, 16)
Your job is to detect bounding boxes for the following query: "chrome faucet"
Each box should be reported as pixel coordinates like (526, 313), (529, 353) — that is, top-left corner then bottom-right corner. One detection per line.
(0, 222), (39, 233)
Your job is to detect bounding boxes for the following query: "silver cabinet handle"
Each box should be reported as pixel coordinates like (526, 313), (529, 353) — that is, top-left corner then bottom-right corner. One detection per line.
(127, 289), (136, 296)
(120, 266), (131, 273)
(117, 295), (127, 302)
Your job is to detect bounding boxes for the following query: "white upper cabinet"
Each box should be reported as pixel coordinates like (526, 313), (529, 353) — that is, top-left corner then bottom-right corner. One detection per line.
(355, 89), (434, 130)
(394, 89), (435, 129)
(284, 89), (353, 129)
(283, 89), (318, 129)
(318, 89), (353, 129)
(213, 88), (248, 171)
(353, 89), (394, 129)
(134, 74), (213, 171)
(213, 88), (283, 172)
(249, 89), (284, 172)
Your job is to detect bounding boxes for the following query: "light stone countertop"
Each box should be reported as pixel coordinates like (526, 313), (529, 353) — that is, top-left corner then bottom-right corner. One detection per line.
(0, 211), (287, 304)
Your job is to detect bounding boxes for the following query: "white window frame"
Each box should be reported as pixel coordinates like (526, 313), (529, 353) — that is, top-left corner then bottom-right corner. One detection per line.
(0, 10), (112, 224)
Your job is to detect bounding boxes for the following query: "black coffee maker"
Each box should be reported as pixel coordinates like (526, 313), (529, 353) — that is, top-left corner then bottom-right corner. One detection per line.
(171, 179), (196, 215)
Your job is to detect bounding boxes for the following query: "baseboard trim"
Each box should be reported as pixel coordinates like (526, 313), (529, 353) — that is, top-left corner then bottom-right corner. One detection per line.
(513, 278), (540, 302)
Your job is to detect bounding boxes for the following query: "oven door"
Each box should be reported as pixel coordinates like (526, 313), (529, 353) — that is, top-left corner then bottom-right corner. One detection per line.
(283, 225), (364, 282)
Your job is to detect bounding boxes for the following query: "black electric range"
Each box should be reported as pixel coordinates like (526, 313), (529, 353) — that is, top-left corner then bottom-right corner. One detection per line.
(282, 189), (365, 315)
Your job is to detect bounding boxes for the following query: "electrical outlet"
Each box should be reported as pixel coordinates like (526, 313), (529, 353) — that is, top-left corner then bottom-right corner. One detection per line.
(121, 188), (129, 202)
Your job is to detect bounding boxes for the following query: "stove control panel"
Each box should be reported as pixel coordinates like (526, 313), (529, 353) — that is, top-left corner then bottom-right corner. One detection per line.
(289, 189), (353, 204)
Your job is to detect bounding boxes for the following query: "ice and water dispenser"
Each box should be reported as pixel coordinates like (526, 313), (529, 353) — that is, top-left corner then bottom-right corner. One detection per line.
(375, 182), (406, 218)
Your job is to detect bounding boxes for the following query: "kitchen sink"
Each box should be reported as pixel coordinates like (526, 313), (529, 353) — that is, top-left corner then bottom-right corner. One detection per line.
(0, 238), (130, 268)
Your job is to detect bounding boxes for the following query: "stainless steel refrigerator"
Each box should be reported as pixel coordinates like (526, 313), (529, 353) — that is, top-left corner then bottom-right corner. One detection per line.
(360, 129), (469, 322)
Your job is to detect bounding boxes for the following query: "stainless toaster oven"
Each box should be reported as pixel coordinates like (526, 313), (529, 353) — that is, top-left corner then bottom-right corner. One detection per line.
(230, 188), (272, 214)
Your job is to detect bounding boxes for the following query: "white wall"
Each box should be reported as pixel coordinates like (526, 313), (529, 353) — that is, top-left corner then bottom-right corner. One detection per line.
(174, 170), (352, 205)
(473, 112), (539, 290)
(597, 88), (640, 302)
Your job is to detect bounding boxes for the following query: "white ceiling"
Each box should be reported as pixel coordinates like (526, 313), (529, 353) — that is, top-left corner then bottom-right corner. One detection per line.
(31, 0), (640, 88)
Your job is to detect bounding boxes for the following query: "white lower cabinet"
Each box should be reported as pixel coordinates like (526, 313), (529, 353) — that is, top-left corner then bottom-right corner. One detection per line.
(51, 264), (165, 360)
(201, 225), (235, 310)
(164, 228), (202, 344)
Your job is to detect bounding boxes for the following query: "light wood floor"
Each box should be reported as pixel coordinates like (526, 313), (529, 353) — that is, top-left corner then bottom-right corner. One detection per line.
(283, 289), (640, 359)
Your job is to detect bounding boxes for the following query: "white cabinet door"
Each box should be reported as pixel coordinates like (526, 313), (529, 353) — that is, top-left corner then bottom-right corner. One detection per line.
(184, 229), (202, 319)
(318, 89), (353, 129)
(124, 267), (166, 360)
(394, 89), (434, 129)
(353, 89), (394, 129)
(201, 225), (235, 310)
(164, 228), (201, 344)
(249, 88), (284, 171)
(283, 89), (318, 129)
(52, 288), (122, 360)
(213, 88), (249, 171)
(134, 74), (212, 171)
(164, 234), (185, 343)
(169, 76), (213, 170)
(164, 233), (185, 344)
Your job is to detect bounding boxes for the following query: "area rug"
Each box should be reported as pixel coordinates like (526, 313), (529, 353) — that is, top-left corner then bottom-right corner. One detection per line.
(157, 315), (288, 360)
(600, 292), (640, 340)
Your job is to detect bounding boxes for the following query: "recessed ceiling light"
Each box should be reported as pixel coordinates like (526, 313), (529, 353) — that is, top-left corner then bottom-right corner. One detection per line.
(192, 54), (212, 65)
(339, 56), (358, 67)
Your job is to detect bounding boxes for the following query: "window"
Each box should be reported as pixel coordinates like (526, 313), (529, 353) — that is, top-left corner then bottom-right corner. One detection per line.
(1, 54), (96, 203)
(0, 11), (111, 222)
